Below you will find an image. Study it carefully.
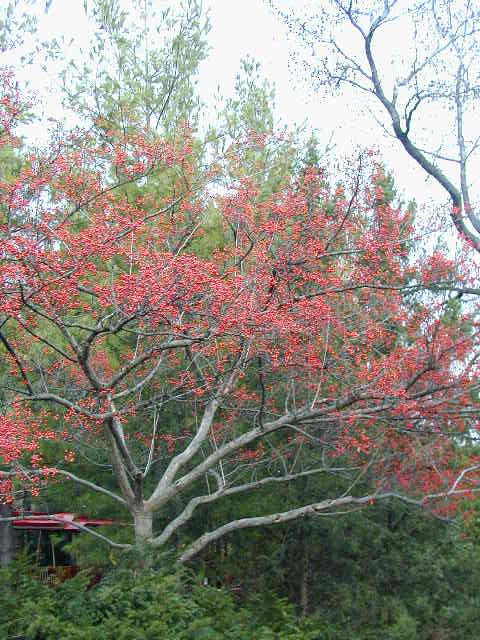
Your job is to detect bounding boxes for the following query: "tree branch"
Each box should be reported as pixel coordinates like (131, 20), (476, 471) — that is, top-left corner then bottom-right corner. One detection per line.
(179, 483), (480, 562)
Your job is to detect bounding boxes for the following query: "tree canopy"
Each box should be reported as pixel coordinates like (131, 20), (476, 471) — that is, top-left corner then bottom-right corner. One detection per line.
(0, 0), (479, 568)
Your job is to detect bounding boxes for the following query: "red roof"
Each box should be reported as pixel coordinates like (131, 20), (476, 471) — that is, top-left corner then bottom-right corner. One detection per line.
(11, 511), (115, 531)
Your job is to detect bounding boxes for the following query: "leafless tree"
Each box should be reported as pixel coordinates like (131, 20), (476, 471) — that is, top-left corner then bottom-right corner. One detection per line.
(272, 0), (480, 250)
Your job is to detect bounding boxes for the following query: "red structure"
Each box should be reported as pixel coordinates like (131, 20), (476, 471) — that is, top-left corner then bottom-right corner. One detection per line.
(11, 511), (115, 531)
(9, 511), (117, 583)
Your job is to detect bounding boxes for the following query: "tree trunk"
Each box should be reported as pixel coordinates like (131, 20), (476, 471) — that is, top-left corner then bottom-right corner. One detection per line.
(0, 504), (16, 566)
(134, 510), (153, 545)
(133, 509), (154, 569)
(299, 532), (309, 618)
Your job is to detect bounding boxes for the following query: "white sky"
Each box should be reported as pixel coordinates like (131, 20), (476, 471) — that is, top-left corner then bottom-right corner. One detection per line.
(4, 0), (472, 245)
(200, 1), (454, 212)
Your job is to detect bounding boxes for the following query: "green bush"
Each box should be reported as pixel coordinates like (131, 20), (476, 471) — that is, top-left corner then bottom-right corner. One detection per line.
(0, 557), (314, 640)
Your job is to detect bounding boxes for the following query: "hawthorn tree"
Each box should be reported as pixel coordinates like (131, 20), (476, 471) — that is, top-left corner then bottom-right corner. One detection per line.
(272, 0), (480, 252)
(1, 36), (480, 563)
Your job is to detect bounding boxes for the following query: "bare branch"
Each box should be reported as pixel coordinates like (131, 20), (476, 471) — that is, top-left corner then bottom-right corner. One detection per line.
(153, 465), (357, 547)
(179, 482), (480, 562)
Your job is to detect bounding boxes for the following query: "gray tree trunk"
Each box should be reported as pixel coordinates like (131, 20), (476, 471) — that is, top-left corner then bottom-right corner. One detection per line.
(134, 510), (153, 544)
(0, 505), (16, 566)
(133, 509), (154, 569)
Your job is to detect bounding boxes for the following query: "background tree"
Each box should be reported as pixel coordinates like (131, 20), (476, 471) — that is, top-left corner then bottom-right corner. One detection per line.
(60, 0), (209, 138)
(271, 0), (480, 253)
(0, 71), (478, 560)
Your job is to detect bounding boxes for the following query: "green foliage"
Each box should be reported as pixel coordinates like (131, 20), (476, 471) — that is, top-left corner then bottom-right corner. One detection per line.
(61, 0), (209, 136)
(4, 527), (477, 640)
(191, 476), (480, 640)
(189, 203), (226, 258)
(0, 558), (318, 640)
(0, 1), (37, 54)
(220, 56), (276, 138)
(213, 55), (302, 199)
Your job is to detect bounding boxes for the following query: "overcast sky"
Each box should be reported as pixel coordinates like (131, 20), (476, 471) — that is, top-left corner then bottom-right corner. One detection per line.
(203, 2), (471, 248)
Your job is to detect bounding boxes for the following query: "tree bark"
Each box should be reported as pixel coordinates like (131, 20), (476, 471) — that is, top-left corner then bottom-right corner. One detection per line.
(0, 504), (16, 566)
(133, 508), (154, 569)
(134, 509), (153, 545)
(299, 531), (309, 617)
